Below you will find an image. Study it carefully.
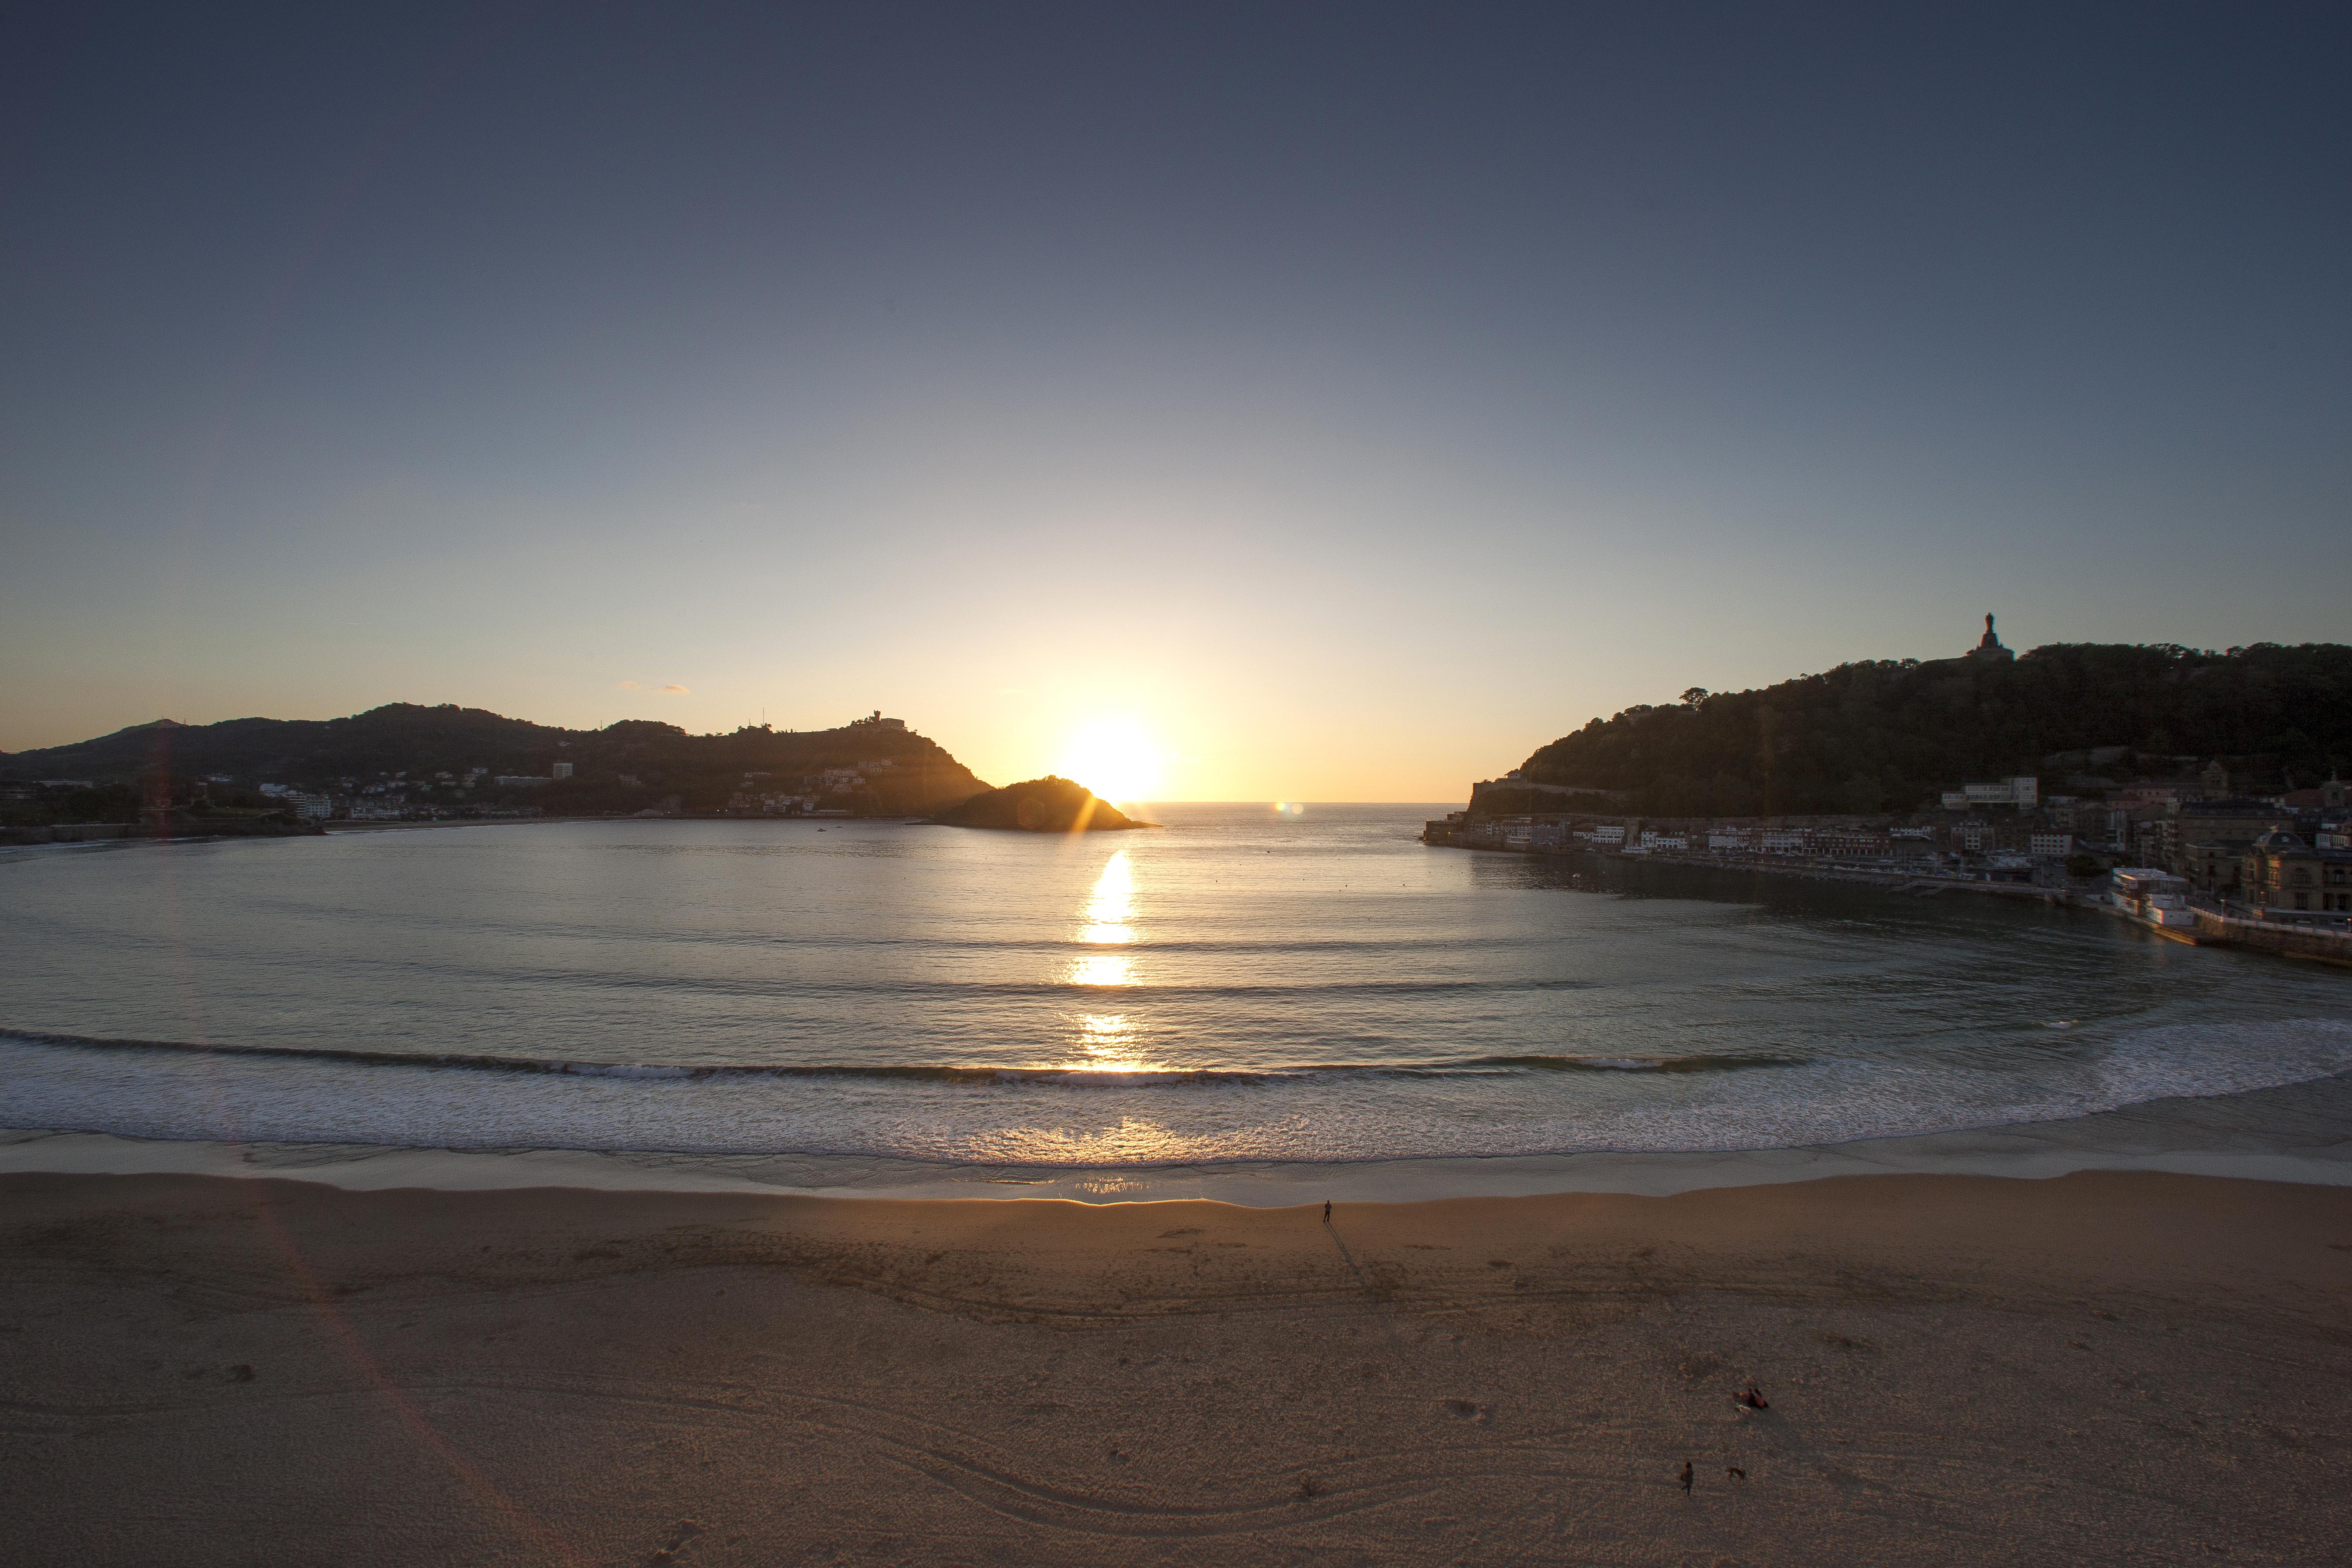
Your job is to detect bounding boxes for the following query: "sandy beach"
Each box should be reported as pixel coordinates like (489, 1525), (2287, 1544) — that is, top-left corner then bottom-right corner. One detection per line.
(5, 1170), (2350, 1566)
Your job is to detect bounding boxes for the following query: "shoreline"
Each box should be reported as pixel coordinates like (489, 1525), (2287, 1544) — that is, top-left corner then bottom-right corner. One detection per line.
(7, 1066), (2349, 1202)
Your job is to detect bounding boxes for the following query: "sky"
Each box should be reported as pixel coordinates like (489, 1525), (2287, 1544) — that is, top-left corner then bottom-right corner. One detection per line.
(3, 2), (2346, 799)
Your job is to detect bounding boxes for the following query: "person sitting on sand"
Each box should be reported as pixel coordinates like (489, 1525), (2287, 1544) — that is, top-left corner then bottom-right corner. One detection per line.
(1737, 1385), (1769, 1409)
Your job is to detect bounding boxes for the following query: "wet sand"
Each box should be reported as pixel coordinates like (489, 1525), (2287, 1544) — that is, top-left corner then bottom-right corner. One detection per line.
(5, 1170), (2350, 1566)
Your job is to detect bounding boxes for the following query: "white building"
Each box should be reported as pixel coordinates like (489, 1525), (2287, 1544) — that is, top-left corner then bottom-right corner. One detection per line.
(2029, 831), (2074, 858)
(1961, 777), (2039, 808)
(1759, 830), (1809, 854)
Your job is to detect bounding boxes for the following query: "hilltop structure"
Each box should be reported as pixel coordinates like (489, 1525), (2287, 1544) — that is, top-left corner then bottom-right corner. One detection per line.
(1966, 613), (2014, 662)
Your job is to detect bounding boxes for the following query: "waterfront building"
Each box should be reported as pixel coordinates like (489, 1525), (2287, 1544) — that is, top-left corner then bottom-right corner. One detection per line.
(2181, 838), (2251, 896)
(2174, 798), (2291, 869)
(2241, 831), (2352, 916)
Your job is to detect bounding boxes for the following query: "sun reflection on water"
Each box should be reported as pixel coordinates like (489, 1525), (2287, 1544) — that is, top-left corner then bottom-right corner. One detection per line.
(1076, 850), (1135, 945)
(966, 1116), (1196, 1165)
(1062, 852), (1155, 1068)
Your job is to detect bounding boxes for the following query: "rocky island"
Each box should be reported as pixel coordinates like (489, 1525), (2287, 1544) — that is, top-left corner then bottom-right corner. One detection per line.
(931, 776), (1151, 832)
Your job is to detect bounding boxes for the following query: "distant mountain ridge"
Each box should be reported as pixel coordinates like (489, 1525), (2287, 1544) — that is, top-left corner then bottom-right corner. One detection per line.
(0, 703), (991, 818)
(1482, 641), (2352, 818)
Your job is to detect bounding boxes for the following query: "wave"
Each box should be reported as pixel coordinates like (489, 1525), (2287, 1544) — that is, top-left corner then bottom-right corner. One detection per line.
(0, 1029), (1801, 1085)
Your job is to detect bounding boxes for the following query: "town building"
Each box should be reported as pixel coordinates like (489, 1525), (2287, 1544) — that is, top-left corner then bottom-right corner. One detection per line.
(2241, 831), (2352, 916)
(2180, 839), (2252, 896)
(1943, 777), (2038, 810)
(2173, 798), (2290, 872)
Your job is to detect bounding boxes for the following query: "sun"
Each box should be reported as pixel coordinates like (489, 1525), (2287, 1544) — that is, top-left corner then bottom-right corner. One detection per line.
(1054, 720), (1165, 803)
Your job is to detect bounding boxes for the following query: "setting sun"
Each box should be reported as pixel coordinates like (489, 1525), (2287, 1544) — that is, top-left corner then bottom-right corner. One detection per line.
(1054, 720), (1165, 803)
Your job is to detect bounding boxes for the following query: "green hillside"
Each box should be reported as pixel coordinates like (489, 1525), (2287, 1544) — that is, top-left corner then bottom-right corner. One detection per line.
(1504, 642), (2352, 818)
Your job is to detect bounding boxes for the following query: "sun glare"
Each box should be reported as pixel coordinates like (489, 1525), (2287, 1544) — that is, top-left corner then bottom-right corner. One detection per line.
(1055, 720), (1165, 803)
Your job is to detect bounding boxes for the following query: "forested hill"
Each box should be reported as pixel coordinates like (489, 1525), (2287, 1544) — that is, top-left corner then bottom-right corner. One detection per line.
(1505, 643), (2352, 818)
(0, 704), (990, 817)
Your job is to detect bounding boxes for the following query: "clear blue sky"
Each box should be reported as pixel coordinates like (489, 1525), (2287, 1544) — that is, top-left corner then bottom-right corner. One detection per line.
(3, 2), (2345, 797)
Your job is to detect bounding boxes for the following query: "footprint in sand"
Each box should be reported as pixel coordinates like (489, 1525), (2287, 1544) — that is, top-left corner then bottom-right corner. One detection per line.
(1438, 1399), (1492, 1424)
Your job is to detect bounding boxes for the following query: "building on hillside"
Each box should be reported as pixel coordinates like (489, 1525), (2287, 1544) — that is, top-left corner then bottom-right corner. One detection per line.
(2028, 831), (2074, 859)
(1965, 777), (2039, 808)
(851, 711), (908, 731)
(551, 762), (574, 780)
(2114, 783), (2183, 815)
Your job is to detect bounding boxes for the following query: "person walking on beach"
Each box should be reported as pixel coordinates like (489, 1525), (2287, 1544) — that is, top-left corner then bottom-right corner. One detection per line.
(1678, 1460), (1693, 1497)
(1323, 1200), (1331, 1224)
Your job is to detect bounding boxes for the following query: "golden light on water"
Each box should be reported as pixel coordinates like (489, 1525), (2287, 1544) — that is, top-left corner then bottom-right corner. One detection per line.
(1054, 720), (1165, 803)
(1077, 849), (1135, 944)
(968, 1116), (1193, 1165)
(1068, 953), (1134, 987)
(1064, 851), (1146, 1065)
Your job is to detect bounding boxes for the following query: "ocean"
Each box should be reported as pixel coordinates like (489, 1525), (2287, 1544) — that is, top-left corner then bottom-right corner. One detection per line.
(3, 804), (2349, 1194)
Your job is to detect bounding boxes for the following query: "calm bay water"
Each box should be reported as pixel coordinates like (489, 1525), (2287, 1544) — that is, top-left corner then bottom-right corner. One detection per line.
(3, 804), (2346, 1167)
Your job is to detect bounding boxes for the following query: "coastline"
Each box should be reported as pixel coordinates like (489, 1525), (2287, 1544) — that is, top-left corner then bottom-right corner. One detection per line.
(7, 1067), (2350, 1202)
(7, 1166), (2349, 1564)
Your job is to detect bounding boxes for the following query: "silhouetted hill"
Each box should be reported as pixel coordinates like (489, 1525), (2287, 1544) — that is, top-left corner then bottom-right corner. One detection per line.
(1493, 642), (2352, 818)
(1, 705), (990, 818)
(932, 777), (1149, 831)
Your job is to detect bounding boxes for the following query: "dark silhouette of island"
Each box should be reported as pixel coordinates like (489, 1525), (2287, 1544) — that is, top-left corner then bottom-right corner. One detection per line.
(1474, 637), (2352, 818)
(932, 777), (1151, 832)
